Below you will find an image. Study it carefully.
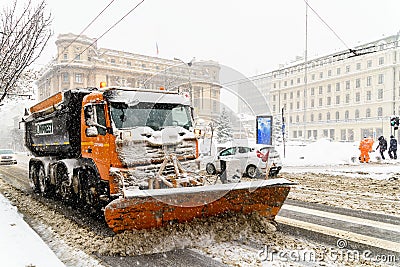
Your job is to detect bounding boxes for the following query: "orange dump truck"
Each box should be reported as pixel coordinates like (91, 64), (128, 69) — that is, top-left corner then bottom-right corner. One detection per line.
(24, 86), (293, 232)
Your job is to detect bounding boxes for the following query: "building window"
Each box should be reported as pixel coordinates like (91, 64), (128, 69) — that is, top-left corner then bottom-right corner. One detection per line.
(291, 79), (294, 85)
(367, 60), (372, 68)
(356, 92), (360, 102)
(127, 61), (131, 66)
(290, 103), (293, 110)
(346, 65), (350, 73)
(377, 107), (383, 117)
(366, 108), (371, 118)
(345, 94), (350, 104)
(284, 93), (287, 100)
(345, 110), (349, 120)
(297, 90), (300, 98)
(63, 53), (68, 60)
(310, 113), (314, 122)
(328, 70), (332, 76)
(336, 95), (340, 104)
(62, 73), (69, 83)
(311, 74), (315, 80)
(284, 81), (287, 86)
(111, 58), (116, 64)
(327, 84), (331, 92)
(346, 80), (350, 89)
(327, 97), (331, 105)
(356, 63), (361, 70)
(336, 68), (341, 75)
(318, 113), (322, 121)
(75, 73), (83, 83)
(356, 79), (360, 88)
(311, 99), (314, 108)
(272, 105), (276, 112)
(289, 116), (293, 123)
(367, 76), (372, 86)
(296, 101), (300, 109)
(335, 111), (340, 121)
(355, 109), (360, 119)
(378, 74), (384, 84)
(272, 95), (276, 101)
(311, 87), (315, 95)
(336, 83), (340, 91)
(379, 57), (384, 65)
(366, 91), (371, 101)
(378, 88), (383, 99)
(319, 72), (323, 78)
(296, 115), (299, 122)
(290, 92), (293, 99)
(319, 98), (322, 106)
(327, 112), (331, 121)
(319, 86), (323, 94)
(297, 78), (301, 84)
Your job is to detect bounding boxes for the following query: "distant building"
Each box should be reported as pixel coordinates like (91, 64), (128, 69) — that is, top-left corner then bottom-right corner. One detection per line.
(251, 34), (400, 142)
(37, 33), (221, 122)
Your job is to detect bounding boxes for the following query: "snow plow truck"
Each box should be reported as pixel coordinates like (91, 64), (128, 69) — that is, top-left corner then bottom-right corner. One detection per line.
(24, 85), (293, 232)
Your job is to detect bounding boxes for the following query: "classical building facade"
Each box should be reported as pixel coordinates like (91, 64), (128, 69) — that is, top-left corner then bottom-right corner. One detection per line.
(37, 33), (221, 122)
(254, 34), (400, 142)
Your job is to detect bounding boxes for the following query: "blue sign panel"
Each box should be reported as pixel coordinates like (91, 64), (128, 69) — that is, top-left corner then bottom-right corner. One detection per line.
(256, 115), (272, 145)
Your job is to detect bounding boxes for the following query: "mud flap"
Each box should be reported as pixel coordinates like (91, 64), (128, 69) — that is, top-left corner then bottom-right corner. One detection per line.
(104, 178), (294, 232)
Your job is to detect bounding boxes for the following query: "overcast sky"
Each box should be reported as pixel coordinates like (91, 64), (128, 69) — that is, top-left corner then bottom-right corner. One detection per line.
(5, 0), (400, 77)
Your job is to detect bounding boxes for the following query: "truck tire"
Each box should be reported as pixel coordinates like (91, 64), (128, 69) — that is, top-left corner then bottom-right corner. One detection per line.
(83, 168), (101, 209)
(38, 164), (53, 196)
(29, 164), (40, 192)
(56, 164), (72, 202)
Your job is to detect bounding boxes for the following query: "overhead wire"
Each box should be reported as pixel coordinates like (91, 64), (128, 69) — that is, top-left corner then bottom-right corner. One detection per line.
(56, 0), (116, 61)
(60, 0), (145, 69)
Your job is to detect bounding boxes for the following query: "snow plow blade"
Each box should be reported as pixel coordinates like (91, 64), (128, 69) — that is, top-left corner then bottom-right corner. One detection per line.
(104, 178), (294, 233)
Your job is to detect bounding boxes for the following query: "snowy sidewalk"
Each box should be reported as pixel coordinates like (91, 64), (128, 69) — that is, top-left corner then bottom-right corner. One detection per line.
(0, 193), (64, 267)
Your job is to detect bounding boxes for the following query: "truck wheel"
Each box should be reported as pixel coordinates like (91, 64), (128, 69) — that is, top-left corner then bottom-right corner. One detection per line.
(83, 168), (101, 209)
(38, 164), (53, 196)
(29, 164), (39, 192)
(57, 164), (72, 201)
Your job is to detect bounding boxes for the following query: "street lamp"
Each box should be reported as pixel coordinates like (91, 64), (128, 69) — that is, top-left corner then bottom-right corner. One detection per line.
(173, 57), (195, 98)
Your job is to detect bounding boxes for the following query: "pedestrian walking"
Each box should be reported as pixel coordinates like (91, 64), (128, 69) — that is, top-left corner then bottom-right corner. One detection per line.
(359, 136), (372, 163)
(376, 136), (388, 160)
(388, 135), (397, 159)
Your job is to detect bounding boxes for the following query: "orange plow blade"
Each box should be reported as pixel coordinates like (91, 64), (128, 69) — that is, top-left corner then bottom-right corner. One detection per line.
(104, 178), (294, 233)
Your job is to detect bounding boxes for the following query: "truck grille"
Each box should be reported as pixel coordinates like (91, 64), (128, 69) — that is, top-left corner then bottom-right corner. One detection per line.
(116, 138), (197, 168)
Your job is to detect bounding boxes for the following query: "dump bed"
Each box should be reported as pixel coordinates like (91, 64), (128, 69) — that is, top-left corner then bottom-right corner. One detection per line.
(24, 89), (91, 157)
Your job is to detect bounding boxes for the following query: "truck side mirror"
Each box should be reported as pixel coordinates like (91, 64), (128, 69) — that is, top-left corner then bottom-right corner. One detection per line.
(84, 105), (95, 126)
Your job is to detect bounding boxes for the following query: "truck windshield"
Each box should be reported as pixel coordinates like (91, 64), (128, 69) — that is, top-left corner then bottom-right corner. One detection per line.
(110, 102), (193, 131)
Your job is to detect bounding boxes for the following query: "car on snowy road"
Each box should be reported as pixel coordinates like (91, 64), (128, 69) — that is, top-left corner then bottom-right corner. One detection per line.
(205, 145), (282, 178)
(0, 149), (18, 165)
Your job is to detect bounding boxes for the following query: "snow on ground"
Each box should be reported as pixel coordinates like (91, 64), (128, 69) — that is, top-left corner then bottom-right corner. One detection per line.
(0, 139), (397, 267)
(0, 193), (64, 267)
(276, 138), (400, 180)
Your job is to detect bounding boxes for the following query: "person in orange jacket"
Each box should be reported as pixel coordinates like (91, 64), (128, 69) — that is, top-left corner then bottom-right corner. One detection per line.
(359, 136), (372, 163)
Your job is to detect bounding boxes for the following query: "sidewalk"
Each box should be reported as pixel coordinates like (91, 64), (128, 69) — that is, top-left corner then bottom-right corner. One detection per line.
(0, 193), (64, 267)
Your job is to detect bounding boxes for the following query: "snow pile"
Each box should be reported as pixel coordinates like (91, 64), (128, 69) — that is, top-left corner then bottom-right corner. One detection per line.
(277, 139), (359, 166)
(0, 193), (64, 267)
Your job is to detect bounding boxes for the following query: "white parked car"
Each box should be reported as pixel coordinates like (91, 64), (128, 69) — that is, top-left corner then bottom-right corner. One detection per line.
(205, 145), (282, 178)
(0, 149), (17, 165)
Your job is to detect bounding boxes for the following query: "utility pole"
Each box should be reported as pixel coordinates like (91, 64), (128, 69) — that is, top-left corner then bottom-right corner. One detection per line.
(303, 2), (308, 142)
(282, 107), (286, 158)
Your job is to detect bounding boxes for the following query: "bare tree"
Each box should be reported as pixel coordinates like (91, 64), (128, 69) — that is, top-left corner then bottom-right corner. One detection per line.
(0, 0), (52, 103)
